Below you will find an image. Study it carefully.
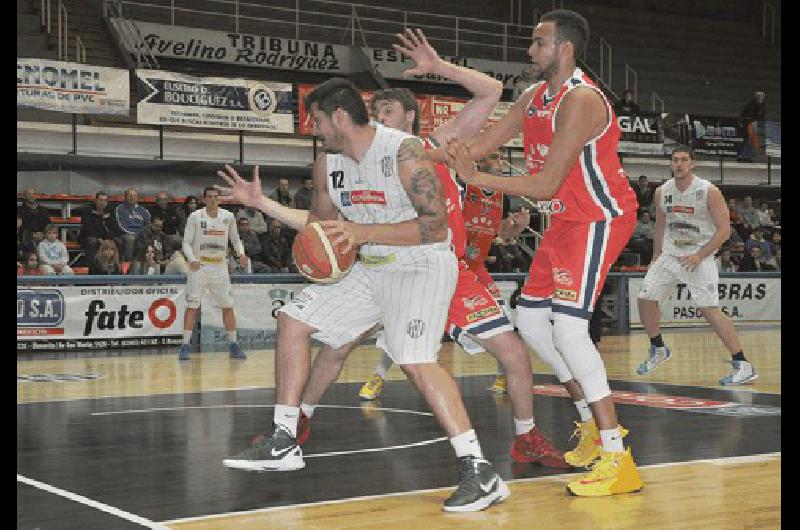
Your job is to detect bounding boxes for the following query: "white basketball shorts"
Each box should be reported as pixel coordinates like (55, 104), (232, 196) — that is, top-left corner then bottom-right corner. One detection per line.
(637, 253), (719, 307)
(279, 245), (458, 365)
(185, 265), (234, 309)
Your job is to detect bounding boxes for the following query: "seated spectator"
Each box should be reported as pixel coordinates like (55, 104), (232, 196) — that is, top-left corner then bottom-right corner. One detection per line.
(228, 245), (252, 274)
(628, 211), (655, 263)
(236, 206), (270, 235)
(17, 211), (33, 267)
(633, 175), (653, 214)
(725, 221), (745, 252)
(744, 227), (773, 262)
(260, 219), (293, 272)
(114, 187), (151, 261)
(18, 251), (45, 276)
(615, 89), (640, 115)
(739, 245), (776, 272)
(717, 249), (738, 273)
(755, 200), (775, 230)
(770, 231), (781, 255)
(293, 178), (314, 211)
(150, 191), (183, 254)
(128, 243), (162, 275)
(736, 196), (760, 237)
(38, 224), (73, 275)
(727, 198), (746, 239)
(18, 187), (53, 244)
(90, 239), (123, 275)
(739, 91), (766, 161)
(134, 214), (169, 266)
(237, 217), (270, 273)
(78, 191), (114, 267)
(177, 195), (200, 235)
(269, 178), (293, 208)
(163, 249), (190, 275)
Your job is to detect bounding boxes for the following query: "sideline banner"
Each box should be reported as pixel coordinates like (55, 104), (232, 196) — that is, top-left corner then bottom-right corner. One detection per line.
(616, 111), (664, 155)
(136, 69), (293, 131)
(17, 285), (185, 351)
(688, 115), (747, 157)
(17, 58), (130, 115)
(628, 277), (780, 327)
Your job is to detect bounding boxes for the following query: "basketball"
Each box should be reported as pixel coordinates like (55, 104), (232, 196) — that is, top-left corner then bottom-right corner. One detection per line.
(292, 222), (356, 283)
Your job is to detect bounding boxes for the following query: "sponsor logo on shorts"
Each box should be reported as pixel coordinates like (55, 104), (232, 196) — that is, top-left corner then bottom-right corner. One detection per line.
(462, 295), (489, 311)
(406, 319), (425, 339)
(553, 268), (574, 286)
(350, 190), (387, 205)
(554, 288), (578, 301)
(466, 306), (501, 323)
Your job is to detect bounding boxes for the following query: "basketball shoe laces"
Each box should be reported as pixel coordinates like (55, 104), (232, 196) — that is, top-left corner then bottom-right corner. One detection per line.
(568, 421), (597, 460)
(453, 457), (482, 495)
(581, 451), (620, 483)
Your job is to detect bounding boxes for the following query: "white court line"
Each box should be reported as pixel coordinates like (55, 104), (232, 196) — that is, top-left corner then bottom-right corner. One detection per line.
(305, 437), (448, 458)
(159, 452), (781, 526)
(90, 404), (434, 417)
(17, 474), (170, 530)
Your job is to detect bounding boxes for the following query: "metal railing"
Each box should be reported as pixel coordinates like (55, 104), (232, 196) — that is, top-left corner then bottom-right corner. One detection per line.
(598, 36), (612, 89)
(651, 91), (664, 113)
(40, 0), (88, 63)
(103, 0), (160, 68)
(762, 0), (776, 44)
(75, 35), (86, 63)
(624, 63), (637, 102)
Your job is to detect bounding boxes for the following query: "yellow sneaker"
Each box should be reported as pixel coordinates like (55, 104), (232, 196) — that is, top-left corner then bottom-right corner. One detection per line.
(490, 375), (507, 394)
(358, 374), (385, 400)
(564, 419), (629, 468)
(566, 448), (644, 497)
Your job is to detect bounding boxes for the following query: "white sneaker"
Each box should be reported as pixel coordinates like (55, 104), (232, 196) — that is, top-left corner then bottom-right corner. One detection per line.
(719, 360), (759, 386)
(636, 345), (672, 375)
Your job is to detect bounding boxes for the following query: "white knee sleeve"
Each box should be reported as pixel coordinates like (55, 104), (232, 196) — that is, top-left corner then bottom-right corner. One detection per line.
(516, 306), (574, 383)
(552, 313), (611, 403)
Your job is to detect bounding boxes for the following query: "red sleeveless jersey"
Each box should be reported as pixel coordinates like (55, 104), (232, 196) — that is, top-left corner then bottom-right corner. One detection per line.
(523, 67), (638, 223)
(462, 184), (504, 270)
(422, 138), (466, 258)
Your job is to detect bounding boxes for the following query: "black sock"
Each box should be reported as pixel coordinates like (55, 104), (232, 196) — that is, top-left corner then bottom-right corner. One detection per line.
(650, 334), (665, 348)
(732, 351), (746, 362)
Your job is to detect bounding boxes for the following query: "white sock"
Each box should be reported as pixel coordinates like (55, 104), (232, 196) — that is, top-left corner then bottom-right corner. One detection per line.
(374, 353), (393, 378)
(514, 417), (535, 436)
(574, 399), (593, 422)
(273, 404), (300, 438)
(600, 427), (625, 452)
(450, 429), (484, 459)
(182, 330), (192, 345)
(300, 402), (316, 418)
(227, 330), (237, 344)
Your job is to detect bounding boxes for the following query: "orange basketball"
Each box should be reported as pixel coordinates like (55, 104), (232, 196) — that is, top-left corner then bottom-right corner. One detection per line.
(292, 222), (356, 283)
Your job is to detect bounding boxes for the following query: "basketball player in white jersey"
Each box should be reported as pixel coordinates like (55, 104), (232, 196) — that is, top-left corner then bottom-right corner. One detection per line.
(178, 187), (248, 360)
(220, 78), (509, 513)
(637, 146), (758, 385)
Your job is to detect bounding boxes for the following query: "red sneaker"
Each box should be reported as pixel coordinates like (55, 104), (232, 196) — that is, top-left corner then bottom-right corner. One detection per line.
(251, 411), (311, 447)
(510, 427), (570, 468)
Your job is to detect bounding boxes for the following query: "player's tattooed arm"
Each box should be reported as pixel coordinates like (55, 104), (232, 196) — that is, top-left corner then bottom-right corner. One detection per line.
(398, 137), (448, 244)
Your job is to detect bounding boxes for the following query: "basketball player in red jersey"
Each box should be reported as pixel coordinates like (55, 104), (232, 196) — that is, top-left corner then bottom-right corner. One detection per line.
(445, 10), (644, 496)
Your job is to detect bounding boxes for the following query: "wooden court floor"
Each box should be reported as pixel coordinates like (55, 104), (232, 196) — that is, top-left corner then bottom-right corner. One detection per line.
(17, 326), (781, 528)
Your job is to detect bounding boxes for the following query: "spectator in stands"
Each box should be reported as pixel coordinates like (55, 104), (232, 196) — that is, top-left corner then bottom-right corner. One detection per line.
(633, 174), (653, 214)
(18, 251), (45, 276)
(236, 217), (270, 273)
(615, 89), (640, 115)
(17, 211), (31, 267)
(628, 211), (655, 263)
(717, 249), (738, 273)
(736, 196), (760, 237)
(724, 220), (745, 252)
(770, 231), (781, 256)
(739, 91), (767, 162)
(150, 191), (183, 255)
(745, 227), (774, 263)
(177, 195), (199, 235)
(19, 188), (52, 243)
(129, 243), (162, 275)
(512, 66), (535, 101)
(269, 178), (293, 208)
(260, 218), (293, 272)
(236, 205), (270, 235)
(727, 197), (746, 238)
(741, 91), (767, 121)
(755, 200), (775, 230)
(38, 224), (73, 275)
(293, 178), (314, 211)
(134, 214), (168, 266)
(78, 191), (114, 267)
(114, 187), (151, 261)
(739, 245), (776, 272)
(90, 239), (122, 275)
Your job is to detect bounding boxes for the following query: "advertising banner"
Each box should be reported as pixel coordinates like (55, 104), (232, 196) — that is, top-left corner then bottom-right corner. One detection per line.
(688, 115), (747, 157)
(113, 20), (351, 73)
(17, 58), (130, 115)
(136, 69), (293, 131)
(17, 285), (185, 351)
(628, 277), (780, 327)
(616, 111), (664, 155)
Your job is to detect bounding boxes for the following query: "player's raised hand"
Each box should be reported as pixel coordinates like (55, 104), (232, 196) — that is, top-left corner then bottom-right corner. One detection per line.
(445, 139), (479, 183)
(215, 164), (263, 208)
(394, 28), (442, 77)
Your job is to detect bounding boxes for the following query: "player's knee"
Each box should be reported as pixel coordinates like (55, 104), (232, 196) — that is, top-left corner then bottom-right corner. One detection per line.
(517, 307), (573, 383)
(552, 313), (610, 402)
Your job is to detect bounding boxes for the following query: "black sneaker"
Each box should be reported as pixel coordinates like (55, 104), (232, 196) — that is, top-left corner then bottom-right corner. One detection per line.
(223, 424), (304, 472)
(443, 456), (510, 512)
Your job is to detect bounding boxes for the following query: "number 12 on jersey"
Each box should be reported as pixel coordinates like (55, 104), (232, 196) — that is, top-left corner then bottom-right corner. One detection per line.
(330, 170), (345, 189)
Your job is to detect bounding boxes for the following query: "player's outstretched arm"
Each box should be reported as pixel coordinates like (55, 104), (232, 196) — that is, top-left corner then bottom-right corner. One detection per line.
(216, 164), (310, 230)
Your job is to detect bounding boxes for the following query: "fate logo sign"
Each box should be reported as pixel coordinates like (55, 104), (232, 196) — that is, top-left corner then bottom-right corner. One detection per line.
(83, 298), (177, 335)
